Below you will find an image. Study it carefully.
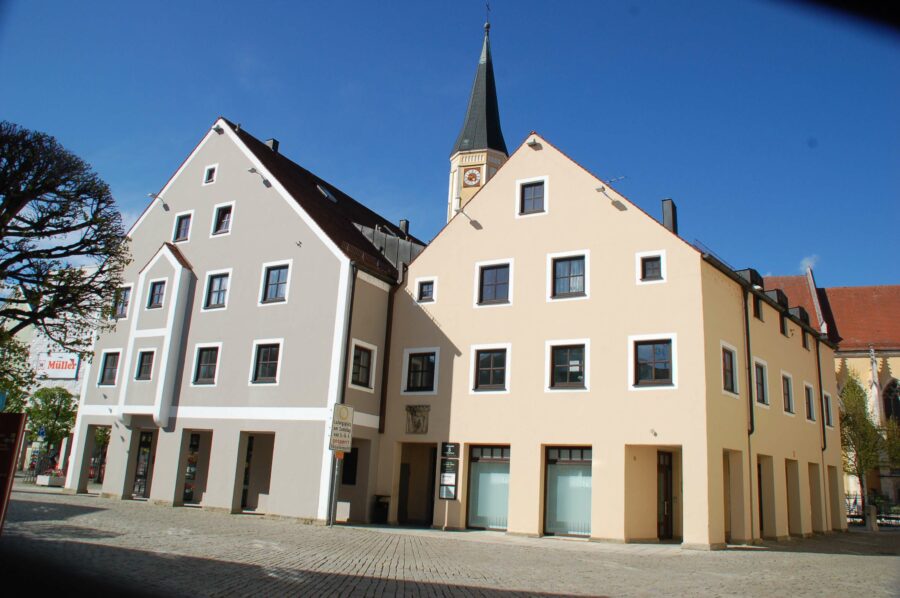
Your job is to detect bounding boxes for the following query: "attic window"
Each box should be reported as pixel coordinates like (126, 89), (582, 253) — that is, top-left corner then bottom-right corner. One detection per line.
(317, 184), (337, 203)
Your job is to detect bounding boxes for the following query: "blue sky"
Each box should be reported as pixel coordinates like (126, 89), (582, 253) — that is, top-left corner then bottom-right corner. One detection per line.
(1, 1), (897, 287)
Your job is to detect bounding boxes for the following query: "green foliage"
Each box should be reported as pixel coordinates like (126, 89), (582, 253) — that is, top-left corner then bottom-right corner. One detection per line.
(94, 425), (110, 447)
(840, 373), (882, 508)
(0, 330), (34, 412)
(884, 418), (900, 468)
(24, 386), (77, 445)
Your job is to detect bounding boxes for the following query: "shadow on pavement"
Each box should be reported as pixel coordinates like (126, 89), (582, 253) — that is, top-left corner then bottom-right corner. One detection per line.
(726, 528), (900, 556)
(5, 496), (106, 524)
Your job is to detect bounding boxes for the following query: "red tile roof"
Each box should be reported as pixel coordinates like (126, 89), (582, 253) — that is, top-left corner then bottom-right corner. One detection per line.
(818, 286), (900, 351)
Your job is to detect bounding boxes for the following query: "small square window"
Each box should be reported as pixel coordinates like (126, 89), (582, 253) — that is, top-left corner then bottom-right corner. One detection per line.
(478, 264), (509, 304)
(418, 280), (434, 302)
(135, 351), (154, 381)
(722, 347), (736, 393)
(755, 362), (768, 405)
(641, 256), (662, 281)
(261, 265), (289, 303)
(551, 345), (585, 388)
(194, 347), (219, 385)
(205, 273), (229, 309)
(351, 346), (373, 388)
(99, 352), (120, 386)
(475, 349), (507, 391)
(203, 166), (217, 185)
(520, 181), (544, 214)
(252, 343), (280, 384)
(114, 287), (131, 319)
(406, 352), (436, 392)
(173, 214), (192, 242)
(147, 281), (166, 309)
(634, 340), (672, 386)
(782, 375), (794, 413)
(552, 256), (585, 298)
(212, 205), (232, 235)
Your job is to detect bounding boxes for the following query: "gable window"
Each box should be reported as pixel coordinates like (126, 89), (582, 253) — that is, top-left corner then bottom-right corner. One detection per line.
(782, 375), (794, 413)
(805, 385), (816, 421)
(478, 264), (510, 304)
(261, 264), (289, 303)
(212, 204), (233, 235)
(722, 347), (736, 394)
(824, 393), (833, 427)
(551, 345), (585, 388)
(552, 256), (585, 298)
(99, 352), (120, 386)
(147, 280), (166, 309)
(418, 280), (434, 303)
(475, 349), (507, 391)
(173, 213), (192, 242)
(203, 165), (217, 185)
(194, 347), (219, 385)
(114, 286), (131, 319)
(252, 343), (280, 384)
(641, 256), (662, 282)
(135, 351), (154, 381)
(351, 346), (373, 388)
(753, 296), (763, 320)
(755, 362), (768, 405)
(634, 340), (672, 386)
(204, 273), (229, 309)
(520, 181), (545, 214)
(406, 352), (436, 392)
(635, 251), (667, 285)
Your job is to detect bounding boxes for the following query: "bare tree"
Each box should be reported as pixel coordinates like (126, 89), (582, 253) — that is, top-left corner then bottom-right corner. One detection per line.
(0, 121), (130, 353)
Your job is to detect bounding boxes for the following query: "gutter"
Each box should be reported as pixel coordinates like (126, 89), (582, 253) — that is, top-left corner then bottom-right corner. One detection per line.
(815, 337), (827, 452)
(378, 264), (406, 434)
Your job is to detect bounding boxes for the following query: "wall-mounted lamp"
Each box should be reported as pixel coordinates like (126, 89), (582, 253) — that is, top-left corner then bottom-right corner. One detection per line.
(212, 124), (224, 134)
(596, 186), (627, 211)
(147, 192), (169, 211)
(526, 137), (540, 149)
(247, 167), (272, 188)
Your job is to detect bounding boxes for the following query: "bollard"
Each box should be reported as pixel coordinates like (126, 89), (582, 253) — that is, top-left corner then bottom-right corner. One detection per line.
(865, 505), (879, 532)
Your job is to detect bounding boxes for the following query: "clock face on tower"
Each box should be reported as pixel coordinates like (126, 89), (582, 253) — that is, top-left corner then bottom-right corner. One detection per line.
(463, 167), (482, 187)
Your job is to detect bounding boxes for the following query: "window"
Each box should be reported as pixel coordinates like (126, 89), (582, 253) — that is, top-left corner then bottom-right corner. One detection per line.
(135, 351), (154, 381)
(824, 393), (833, 427)
(212, 204), (233, 235)
(552, 256), (585, 298)
(779, 314), (789, 337)
(99, 352), (120, 386)
(203, 165), (217, 185)
(194, 347), (219, 385)
(261, 264), (289, 303)
(641, 256), (662, 282)
(634, 340), (672, 386)
(478, 264), (510, 304)
(755, 362), (768, 405)
(351, 346), (373, 388)
(205, 273), (229, 309)
(147, 280), (166, 309)
(782, 375), (794, 413)
(805, 385), (816, 421)
(341, 447), (359, 486)
(475, 349), (507, 391)
(252, 343), (280, 384)
(551, 345), (585, 388)
(114, 286), (131, 319)
(722, 347), (736, 394)
(173, 214), (192, 242)
(417, 280), (434, 303)
(802, 331), (809, 350)
(753, 296), (763, 320)
(406, 352), (436, 392)
(520, 181), (544, 214)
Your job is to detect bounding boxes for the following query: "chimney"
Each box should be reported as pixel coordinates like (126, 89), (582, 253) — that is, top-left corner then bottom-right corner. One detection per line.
(662, 198), (678, 235)
(399, 219), (409, 236)
(266, 138), (279, 153)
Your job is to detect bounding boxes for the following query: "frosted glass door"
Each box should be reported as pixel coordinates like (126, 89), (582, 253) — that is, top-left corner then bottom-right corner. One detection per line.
(468, 461), (510, 530)
(545, 462), (592, 536)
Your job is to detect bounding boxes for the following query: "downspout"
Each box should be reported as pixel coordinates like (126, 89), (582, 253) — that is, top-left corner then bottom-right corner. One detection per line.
(327, 262), (357, 526)
(815, 335), (831, 529)
(378, 264), (406, 434)
(742, 288), (757, 541)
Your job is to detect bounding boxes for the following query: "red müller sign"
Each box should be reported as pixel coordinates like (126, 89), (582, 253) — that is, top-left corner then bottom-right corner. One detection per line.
(0, 413), (26, 536)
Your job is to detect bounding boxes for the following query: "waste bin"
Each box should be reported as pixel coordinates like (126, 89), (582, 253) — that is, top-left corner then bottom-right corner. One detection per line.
(372, 495), (390, 524)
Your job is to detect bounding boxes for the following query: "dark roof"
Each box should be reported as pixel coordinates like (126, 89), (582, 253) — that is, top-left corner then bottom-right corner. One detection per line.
(818, 286), (900, 351)
(224, 119), (424, 280)
(763, 274), (821, 328)
(450, 24), (508, 157)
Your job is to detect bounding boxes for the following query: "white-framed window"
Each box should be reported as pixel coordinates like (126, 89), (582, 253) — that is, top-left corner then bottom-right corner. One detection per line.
(134, 349), (156, 381)
(401, 347), (440, 396)
(469, 343), (512, 395)
(753, 358), (769, 406)
(546, 250), (590, 302)
(627, 333), (677, 391)
(824, 392), (834, 427)
(804, 383), (816, 422)
(514, 175), (549, 218)
(191, 342), (222, 387)
(113, 283), (133, 320)
(348, 339), (378, 393)
(202, 163), (218, 186)
(172, 210), (194, 243)
(415, 277), (437, 303)
(145, 278), (168, 310)
(210, 201), (235, 237)
(635, 250), (667, 285)
(258, 259), (292, 306)
(545, 338), (590, 393)
(201, 268), (232, 311)
(473, 258), (514, 308)
(248, 338), (283, 386)
(97, 349), (122, 387)
(721, 340), (739, 398)
(781, 371), (795, 414)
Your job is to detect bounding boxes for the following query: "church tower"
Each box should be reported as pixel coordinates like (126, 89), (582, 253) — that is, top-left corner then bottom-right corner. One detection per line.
(447, 22), (509, 223)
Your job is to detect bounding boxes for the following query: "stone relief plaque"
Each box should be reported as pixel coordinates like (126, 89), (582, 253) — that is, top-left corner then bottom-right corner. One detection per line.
(405, 405), (430, 434)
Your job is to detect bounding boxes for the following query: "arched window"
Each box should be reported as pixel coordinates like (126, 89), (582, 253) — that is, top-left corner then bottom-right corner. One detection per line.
(884, 380), (900, 423)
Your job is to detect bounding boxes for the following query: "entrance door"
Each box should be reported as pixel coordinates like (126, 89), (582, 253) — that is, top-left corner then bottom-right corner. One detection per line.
(397, 444), (437, 526)
(132, 431), (154, 498)
(183, 433), (201, 504)
(241, 435), (255, 510)
(657, 451), (673, 540)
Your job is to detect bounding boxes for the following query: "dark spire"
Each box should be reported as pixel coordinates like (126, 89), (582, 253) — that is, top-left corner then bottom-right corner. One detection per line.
(450, 22), (508, 157)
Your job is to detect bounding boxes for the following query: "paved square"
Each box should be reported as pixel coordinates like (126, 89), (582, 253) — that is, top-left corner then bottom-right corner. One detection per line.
(1, 482), (897, 596)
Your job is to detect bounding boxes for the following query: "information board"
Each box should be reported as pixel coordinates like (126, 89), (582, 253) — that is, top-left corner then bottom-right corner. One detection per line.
(328, 404), (354, 452)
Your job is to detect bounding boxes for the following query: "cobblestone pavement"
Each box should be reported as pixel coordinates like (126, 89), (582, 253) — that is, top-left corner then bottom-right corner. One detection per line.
(1, 482), (898, 597)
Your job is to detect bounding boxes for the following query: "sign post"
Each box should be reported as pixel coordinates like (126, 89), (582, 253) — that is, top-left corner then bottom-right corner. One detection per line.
(328, 404), (354, 526)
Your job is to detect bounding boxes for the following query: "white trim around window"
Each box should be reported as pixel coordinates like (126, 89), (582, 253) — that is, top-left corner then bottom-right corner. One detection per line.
(171, 209), (194, 244)
(96, 348), (123, 387)
(113, 283), (134, 321)
(133, 348), (156, 382)
(248, 338), (284, 386)
(200, 268), (233, 312)
(720, 340), (740, 399)
(414, 276), (438, 304)
(400, 346), (440, 396)
(635, 250), (668, 285)
(348, 338), (378, 393)
(191, 342), (223, 387)
(781, 370), (795, 415)
(202, 163), (218, 186)
(257, 259), (293, 306)
(753, 357), (769, 407)
(627, 333), (678, 392)
(545, 338), (590, 393)
(209, 201), (235, 238)
(546, 250), (590, 302)
(473, 258), (514, 308)
(145, 277), (168, 310)
(469, 342), (512, 395)
(514, 175), (549, 219)
(804, 382), (817, 423)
